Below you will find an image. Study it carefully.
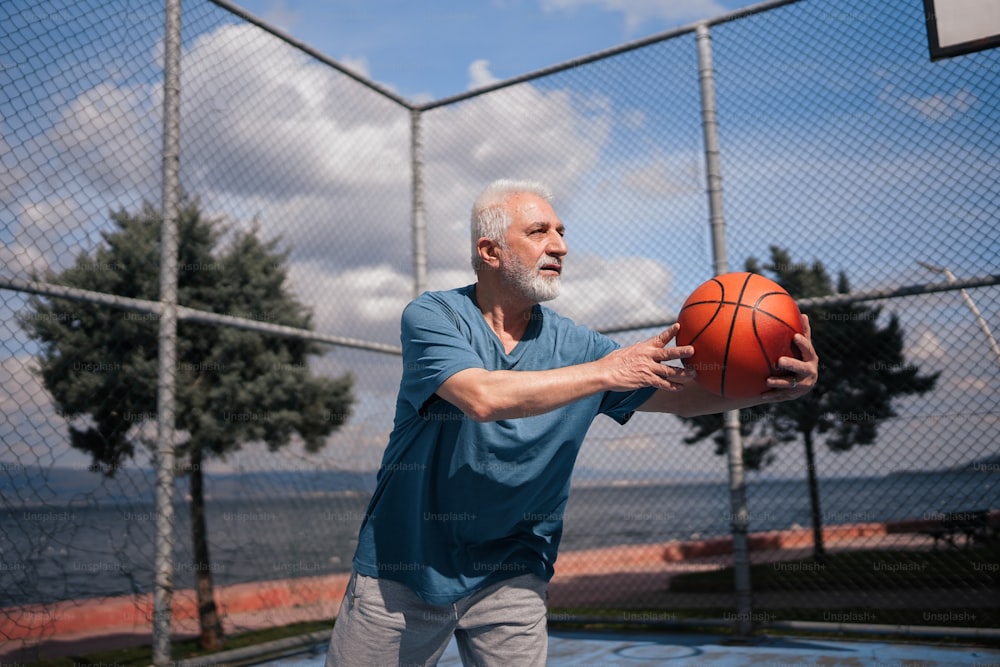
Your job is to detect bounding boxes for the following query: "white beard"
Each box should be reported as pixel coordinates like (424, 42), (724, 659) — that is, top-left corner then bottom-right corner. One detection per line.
(500, 253), (562, 303)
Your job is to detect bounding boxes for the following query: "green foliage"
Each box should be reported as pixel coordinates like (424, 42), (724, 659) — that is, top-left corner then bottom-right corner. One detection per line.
(20, 196), (353, 472)
(680, 246), (939, 469)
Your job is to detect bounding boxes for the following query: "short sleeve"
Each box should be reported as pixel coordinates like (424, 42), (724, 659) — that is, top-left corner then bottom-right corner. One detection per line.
(398, 295), (485, 412)
(581, 327), (658, 425)
(599, 386), (658, 425)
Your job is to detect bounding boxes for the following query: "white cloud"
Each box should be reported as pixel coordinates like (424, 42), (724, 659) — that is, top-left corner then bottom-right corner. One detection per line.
(0, 355), (44, 419)
(0, 196), (120, 278)
(8, 20), (648, 339)
(3, 198), (93, 277)
(426, 268), (478, 293)
(288, 262), (412, 342)
(0, 354), (93, 470)
(951, 377), (995, 394)
(48, 81), (160, 194)
(620, 108), (647, 131)
(902, 89), (977, 122)
(0, 242), (49, 277)
(165, 24), (422, 277)
(338, 55), (372, 80)
(12, 20), (631, 285)
(181, 24), (410, 199)
(0, 132), (27, 207)
(468, 59), (500, 90)
(540, 0), (727, 33)
(421, 83), (614, 271)
(20, 198), (84, 245)
(557, 253), (674, 328)
(908, 328), (946, 364)
(620, 149), (702, 198)
(880, 85), (977, 122)
(259, 0), (302, 33)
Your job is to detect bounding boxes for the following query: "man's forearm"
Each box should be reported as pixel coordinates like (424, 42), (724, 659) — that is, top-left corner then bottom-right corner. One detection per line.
(637, 381), (767, 418)
(436, 364), (613, 422)
(436, 327), (701, 422)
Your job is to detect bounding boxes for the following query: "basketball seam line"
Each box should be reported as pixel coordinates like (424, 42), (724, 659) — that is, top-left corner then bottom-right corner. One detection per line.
(720, 273), (754, 398)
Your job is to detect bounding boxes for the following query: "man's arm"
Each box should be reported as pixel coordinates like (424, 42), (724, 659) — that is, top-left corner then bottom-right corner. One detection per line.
(436, 323), (697, 422)
(638, 314), (819, 417)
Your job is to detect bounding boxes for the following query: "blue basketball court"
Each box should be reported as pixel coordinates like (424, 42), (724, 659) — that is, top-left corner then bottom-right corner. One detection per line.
(258, 630), (1000, 667)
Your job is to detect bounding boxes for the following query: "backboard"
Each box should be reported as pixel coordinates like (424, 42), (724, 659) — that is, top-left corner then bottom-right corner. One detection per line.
(924, 0), (1000, 60)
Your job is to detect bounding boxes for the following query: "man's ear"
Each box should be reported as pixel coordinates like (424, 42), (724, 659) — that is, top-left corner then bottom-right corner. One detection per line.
(477, 237), (501, 268)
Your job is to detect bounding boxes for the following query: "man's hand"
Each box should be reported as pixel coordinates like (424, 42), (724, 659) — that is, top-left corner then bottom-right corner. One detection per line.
(639, 314), (820, 416)
(600, 323), (697, 392)
(760, 313), (819, 402)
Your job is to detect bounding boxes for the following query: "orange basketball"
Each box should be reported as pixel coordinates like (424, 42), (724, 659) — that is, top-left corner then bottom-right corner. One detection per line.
(676, 272), (804, 398)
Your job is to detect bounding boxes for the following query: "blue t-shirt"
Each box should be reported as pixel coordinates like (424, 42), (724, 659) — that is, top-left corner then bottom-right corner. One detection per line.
(352, 284), (656, 604)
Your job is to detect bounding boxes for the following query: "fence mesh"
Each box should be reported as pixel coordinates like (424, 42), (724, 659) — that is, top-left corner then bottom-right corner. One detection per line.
(2, 0), (998, 656)
(697, 0), (1000, 627)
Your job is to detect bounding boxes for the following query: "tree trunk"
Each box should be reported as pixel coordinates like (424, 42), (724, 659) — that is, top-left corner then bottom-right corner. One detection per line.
(190, 445), (225, 650)
(802, 431), (827, 562)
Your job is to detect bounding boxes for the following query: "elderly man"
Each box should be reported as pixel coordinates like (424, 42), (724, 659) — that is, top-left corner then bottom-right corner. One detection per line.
(326, 179), (818, 666)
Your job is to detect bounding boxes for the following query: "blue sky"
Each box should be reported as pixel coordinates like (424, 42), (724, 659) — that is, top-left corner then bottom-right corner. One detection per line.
(228, 0), (759, 101)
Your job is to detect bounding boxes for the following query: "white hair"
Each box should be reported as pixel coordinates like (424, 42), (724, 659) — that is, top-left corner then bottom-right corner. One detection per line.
(470, 179), (554, 272)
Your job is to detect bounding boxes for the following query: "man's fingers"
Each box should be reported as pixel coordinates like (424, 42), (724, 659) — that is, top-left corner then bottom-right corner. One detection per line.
(657, 363), (696, 390)
(793, 334), (818, 364)
(650, 322), (694, 362)
(653, 323), (680, 347)
(792, 314), (817, 361)
(610, 323), (698, 391)
(662, 344), (694, 362)
(651, 323), (693, 361)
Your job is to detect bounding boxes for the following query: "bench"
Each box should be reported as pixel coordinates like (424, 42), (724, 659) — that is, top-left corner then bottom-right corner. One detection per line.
(918, 509), (996, 549)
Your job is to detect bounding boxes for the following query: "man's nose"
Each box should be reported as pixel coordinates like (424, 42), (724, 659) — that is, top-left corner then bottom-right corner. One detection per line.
(547, 231), (568, 256)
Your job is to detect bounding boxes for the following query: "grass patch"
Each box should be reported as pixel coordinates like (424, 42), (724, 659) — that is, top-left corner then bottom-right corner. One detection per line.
(546, 545), (1000, 639)
(24, 620), (333, 667)
(669, 544), (1000, 593)
(547, 607), (1000, 646)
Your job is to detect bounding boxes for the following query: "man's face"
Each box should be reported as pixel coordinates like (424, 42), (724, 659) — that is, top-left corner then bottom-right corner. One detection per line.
(498, 193), (567, 303)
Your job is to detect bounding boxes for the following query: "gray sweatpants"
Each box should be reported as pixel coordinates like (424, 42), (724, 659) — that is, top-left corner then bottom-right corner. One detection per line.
(325, 571), (548, 667)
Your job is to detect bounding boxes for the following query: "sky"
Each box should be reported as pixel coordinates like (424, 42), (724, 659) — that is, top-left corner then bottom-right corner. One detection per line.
(1, 0), (997, 480)
(227, 0), (758, 102)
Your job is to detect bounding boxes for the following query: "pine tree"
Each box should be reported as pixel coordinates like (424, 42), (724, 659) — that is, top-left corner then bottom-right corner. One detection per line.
(21, 197), (353, 649)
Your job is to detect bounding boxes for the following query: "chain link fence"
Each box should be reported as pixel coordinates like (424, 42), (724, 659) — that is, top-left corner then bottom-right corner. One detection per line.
(2, 0), (998, 657)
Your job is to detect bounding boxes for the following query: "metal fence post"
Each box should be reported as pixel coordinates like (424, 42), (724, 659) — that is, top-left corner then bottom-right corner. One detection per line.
(153, 0), (182, 663)
(411, 108), (427, 298)
(696, 20), (754, 640)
